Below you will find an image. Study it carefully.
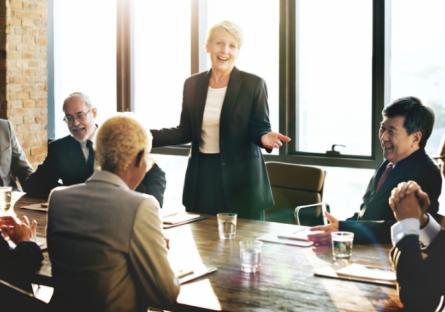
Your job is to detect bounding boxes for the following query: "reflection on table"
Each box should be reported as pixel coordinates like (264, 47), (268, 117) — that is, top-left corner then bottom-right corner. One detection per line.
(12, 192), (402, 311)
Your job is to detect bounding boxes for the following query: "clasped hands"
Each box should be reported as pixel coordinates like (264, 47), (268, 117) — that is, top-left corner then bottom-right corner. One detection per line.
(0, 215), (38, 244)
(388, 180), (429, 226)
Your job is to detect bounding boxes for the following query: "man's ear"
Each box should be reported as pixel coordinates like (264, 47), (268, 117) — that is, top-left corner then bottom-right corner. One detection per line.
(135, 150), (145, 167)
(412, 131), (422, 147)
(91, 107), (98, 119)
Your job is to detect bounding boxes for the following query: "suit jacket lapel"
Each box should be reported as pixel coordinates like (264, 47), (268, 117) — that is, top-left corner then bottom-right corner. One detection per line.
(220, 67), (241, 133)
(193, 71), (211, 143)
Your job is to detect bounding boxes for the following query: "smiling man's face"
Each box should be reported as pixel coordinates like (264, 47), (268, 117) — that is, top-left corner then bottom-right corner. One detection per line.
(379, 116), (421, 164)
(63, 97), (97, 141)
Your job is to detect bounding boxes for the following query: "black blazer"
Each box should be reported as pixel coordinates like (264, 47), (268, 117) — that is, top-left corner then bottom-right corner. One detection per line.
(390, 232), (445, 312)
(152, 67), (274, 219)
(23, 135), (166, 206)
(340, 149), (441, 243)
(0, 236), (43, 291)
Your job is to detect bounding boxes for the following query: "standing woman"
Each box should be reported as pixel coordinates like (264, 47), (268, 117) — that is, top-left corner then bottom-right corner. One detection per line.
(151, 21), (290, 220)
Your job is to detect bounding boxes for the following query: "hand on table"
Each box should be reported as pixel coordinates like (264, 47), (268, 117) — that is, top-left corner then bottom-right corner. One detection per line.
(306, 212), (339, 245)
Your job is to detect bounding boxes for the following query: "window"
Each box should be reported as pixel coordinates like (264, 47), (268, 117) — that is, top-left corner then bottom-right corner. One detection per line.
(295, 0), (373, 156)
(205, 0), (280, 139)
(133, 0), (191, 131)
(389, 0), (445, 156)
(52, 0), (117, 138)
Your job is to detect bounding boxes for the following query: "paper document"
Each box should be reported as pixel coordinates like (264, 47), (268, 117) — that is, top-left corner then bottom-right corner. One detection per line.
(336, 263), (396, 282)
(178, 266), (218, 285)
(258, 233), (314, 247)
(314, 265), (397, 287)
(20, 203), (48, 212)
(277, 229), (323, 241)
(163, 213), (202, 225)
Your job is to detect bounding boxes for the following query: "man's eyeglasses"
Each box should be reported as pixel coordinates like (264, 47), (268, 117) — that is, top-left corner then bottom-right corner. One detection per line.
(63, 109), (91, 123)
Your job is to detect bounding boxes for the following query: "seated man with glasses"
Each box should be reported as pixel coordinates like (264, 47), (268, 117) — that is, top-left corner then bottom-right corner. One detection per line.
(23, 92), (166, 206)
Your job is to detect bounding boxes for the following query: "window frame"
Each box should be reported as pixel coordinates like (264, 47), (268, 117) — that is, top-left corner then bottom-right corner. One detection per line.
(48, 0), (386, 168)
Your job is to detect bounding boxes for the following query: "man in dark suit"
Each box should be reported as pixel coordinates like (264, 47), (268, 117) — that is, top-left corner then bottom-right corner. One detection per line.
(309, 97), (441, 244)
(23, 92), (166, 206)
(389, 180), (445, 312)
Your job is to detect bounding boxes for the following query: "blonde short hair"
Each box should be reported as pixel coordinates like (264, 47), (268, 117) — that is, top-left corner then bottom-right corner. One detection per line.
(206, 20), (243, 48)
(95, 114), (151, 173)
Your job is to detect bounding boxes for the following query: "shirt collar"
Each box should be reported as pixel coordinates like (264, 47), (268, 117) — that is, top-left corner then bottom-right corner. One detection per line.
(86, 170), (130, 191)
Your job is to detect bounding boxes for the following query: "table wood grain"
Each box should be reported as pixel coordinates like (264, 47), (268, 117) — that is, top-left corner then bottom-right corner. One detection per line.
(12, 193), (402, 311)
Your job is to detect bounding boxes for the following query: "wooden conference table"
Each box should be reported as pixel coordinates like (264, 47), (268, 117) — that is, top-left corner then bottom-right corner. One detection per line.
(12, 193), (402, 312)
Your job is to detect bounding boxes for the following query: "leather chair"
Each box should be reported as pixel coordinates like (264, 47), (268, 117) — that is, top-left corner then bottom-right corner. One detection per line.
(265, 161), (326, 225)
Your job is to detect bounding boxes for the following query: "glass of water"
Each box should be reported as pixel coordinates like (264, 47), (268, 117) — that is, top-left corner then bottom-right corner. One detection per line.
(239, 239), (263, 273)
(217, 213), (237, 240)
(0, 186), (12, 215)
(331, 231), (354, 261)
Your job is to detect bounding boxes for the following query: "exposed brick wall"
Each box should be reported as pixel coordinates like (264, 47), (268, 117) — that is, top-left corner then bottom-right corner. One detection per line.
(0, 0), (48, 166)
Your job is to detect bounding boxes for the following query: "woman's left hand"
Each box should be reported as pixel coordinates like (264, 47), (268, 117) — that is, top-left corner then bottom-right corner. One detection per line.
(261, 132), (291, 150)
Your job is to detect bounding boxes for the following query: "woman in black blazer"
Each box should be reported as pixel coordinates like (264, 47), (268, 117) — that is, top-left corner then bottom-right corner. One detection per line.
(152, 21), (290, 220)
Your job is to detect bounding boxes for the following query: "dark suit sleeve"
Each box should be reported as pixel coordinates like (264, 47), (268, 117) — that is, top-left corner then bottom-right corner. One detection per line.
(248, 77), (272, 147)
(23, 143), (62, 198)
(390, 233), (445, 312)
(0, 236), (43, 288)
(340, 219), (393, 244)
(419, 167), (442, 223)
(135, 164), (166, 207)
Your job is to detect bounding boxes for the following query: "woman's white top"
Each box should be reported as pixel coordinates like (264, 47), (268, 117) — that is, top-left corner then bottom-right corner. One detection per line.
(200, 86), (227, 153)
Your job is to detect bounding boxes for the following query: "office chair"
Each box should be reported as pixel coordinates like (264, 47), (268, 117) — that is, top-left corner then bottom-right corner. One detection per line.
(294, 202), (329, 226)
(0, 279), (48, 312)
(265, 161), (326, 225)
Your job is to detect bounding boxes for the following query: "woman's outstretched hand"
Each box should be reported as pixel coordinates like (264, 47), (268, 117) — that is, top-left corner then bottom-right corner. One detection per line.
(261, 132), (291, 150)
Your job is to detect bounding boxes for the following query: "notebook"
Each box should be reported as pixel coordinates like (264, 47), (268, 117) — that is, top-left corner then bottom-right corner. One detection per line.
(336, 263), (396, 282)
(314, 264), (396, 287)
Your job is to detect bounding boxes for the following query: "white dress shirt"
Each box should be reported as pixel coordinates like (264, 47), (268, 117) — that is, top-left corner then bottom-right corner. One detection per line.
(200, 86), (227, 153)
(391, 213), (442, 246)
